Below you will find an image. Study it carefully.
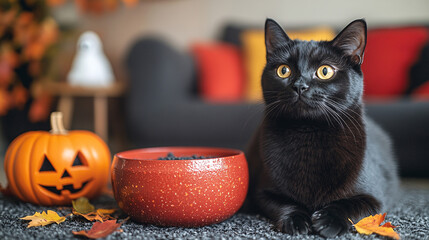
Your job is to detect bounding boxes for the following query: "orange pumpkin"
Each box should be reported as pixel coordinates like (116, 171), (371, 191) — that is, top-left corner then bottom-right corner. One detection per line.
(4, 112), (111, 205)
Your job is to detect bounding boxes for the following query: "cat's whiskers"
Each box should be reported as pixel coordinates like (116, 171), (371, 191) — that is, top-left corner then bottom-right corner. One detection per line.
(316, 96), (365, 137)
(262, 93), (363, 143)
(324, 96), (367, 126)
(264, 99), (286, 121)
(324, 102), (357, 142)
(320, 103), (346, 130)
(263, 91), (300, 121)
(321, 98), (364, 142)
(323, 97), (363, 137)
(324, 95), (362, 116)
(312, 96), (343, 129)
(317, 102), (335, 128)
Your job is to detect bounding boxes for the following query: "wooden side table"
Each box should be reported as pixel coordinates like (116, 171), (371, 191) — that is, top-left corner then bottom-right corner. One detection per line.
(41, 81), (126, 142)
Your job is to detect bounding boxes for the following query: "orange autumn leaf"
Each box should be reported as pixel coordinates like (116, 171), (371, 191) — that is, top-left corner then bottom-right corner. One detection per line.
(72, 208), (116, 222)
(72, 197), (116, 222)
(97, 208), (116, 215)
(349, 213), (400, 240)
(72, 209), (104, 222)
(72, 219), (126, 239)
(20, 210), (66, 228)
(382, 222), (397, 228)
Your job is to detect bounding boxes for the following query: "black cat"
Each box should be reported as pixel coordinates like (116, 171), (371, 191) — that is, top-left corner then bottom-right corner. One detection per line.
(246, 19), (399, 238)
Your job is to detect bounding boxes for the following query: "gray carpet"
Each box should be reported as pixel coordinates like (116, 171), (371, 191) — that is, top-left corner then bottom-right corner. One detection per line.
(1, 186), (428, 240)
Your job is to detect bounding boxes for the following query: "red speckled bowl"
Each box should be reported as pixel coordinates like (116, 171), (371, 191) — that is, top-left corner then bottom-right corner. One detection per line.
(111, 147), (248, 227)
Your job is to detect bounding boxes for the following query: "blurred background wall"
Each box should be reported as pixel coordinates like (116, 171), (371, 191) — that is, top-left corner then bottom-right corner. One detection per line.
(53, 0), (429, 78)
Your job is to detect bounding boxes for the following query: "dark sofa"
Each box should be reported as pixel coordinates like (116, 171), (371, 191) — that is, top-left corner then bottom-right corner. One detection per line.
(124, 27), (429, 178)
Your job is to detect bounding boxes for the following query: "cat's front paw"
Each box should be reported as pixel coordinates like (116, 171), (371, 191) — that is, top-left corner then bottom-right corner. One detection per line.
(311, 208), (351, 238)
(276, 212), (311, 235)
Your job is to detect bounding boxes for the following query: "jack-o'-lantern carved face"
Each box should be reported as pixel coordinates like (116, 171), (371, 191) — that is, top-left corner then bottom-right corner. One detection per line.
(37, 152), (92, 198)
(4, 112), (111, 206)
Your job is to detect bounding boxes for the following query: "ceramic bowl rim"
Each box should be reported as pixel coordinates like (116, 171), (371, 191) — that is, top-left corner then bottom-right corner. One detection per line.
(114, 146), (245, 162)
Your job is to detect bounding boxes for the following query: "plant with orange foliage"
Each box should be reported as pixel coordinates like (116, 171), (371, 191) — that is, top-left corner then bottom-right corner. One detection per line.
(0, 0), (58, 141)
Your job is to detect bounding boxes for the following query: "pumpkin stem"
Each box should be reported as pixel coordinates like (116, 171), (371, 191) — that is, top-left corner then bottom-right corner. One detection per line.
(50, 112), (68, 135)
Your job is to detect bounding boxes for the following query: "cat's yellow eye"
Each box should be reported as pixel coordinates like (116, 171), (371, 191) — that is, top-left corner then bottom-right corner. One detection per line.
(316, 65), (335, 80)
(277, 65), (291, 78)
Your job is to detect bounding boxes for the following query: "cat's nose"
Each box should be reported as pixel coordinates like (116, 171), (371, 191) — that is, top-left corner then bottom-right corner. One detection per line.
(292, 82), (309, 95)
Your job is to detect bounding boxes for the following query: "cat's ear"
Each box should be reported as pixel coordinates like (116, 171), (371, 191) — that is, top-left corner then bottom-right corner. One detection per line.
(265, 18), (291, 56)
(331, 19), (367, 65)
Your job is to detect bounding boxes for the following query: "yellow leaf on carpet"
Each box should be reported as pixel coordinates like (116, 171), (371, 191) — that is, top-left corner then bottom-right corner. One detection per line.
(349, 213), (400, 239)
(20, 210), (66, 228)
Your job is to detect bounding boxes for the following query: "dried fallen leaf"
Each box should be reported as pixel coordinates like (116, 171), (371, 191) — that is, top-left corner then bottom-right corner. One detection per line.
(382, 222), (397, 228)
(97, 208), (116, 215)
(21, 210), (66, 228)
(349, 213), (400, 240)
(72, 219), (127, 239)
(72, 209), (104, 222)
(72, 197), (116, 222)
(72, 209), (116, 222)
(96, 208), (117, 221)
(72, 197), (95, 214)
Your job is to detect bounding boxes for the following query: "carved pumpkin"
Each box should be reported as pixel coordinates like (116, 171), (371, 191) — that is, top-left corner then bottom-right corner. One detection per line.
(4, 112), (111, 206)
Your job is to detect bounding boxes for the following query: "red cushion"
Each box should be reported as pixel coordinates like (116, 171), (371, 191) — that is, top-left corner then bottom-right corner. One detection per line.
(362, 27), (429, 98)
(192, 43), (244, 102)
